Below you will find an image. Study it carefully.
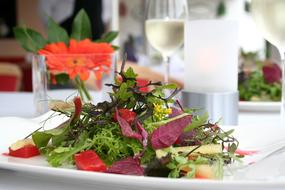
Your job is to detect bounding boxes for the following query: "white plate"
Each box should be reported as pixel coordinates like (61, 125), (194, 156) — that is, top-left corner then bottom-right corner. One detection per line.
(239, 101), (281, 112)
(1, 118), (285, 190)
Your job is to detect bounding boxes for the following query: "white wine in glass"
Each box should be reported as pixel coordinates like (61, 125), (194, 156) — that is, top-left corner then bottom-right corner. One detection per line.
(145, 19), (184, 58)
(251, 0), (285, 121)
(145, 0), (188, 83)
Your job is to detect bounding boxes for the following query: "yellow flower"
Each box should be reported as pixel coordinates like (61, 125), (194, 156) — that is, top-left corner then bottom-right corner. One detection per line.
(153, 103), (172, 121)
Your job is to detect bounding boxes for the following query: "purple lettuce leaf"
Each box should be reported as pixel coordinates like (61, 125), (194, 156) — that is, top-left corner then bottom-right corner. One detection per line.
(107, 157), (144, 176)
(136, 121), (148, 148)
(168, 107), (184, 118)
(115, 108), (142, 141)
(176, 130), (199, 146)
(151, 115), (192, 149)
(262, 63), (282, 84)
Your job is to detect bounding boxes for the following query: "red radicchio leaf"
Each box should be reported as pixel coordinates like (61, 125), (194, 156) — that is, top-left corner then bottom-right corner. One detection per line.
(115, 108), (142, 141)
(71, 97), (82, 125)
(262, 63), (282, 84)
(168, 107), (184, 118)
(107, 157), (144, 176)
(136, 78), (150, 93)
(151, 115), (192, 149)
(114, 108), (136, 125)
(73, 97), (82, 117)
(136, 121), (148, 148)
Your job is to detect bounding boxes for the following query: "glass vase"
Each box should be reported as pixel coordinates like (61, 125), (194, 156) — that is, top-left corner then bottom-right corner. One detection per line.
(32, 53), (116, 115)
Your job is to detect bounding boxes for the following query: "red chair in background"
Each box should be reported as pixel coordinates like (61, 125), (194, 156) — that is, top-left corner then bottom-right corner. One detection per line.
(0, 63), (22, 91)
(0, 57), (32, 91)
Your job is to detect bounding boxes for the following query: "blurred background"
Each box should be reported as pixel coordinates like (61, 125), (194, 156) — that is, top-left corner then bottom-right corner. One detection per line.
(0, 0), (281, 92)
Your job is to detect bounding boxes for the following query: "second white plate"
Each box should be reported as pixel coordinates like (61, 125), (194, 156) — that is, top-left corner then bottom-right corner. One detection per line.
(239, 101), (281, 112)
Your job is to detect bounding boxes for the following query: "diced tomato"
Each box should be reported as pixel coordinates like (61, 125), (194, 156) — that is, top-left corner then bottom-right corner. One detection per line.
(8, 139), (40, 158)
(114, 108), (136, 125)
(9, 144), (40, 158)
(74, 150), (107, 172)
(195, 165), (216, 179)
(182, 165), (217, 179)
(195, 172), (209, 179)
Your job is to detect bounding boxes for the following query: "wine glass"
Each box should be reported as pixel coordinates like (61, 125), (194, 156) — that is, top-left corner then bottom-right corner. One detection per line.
(251, 0), (285, 121)
(145, 0), (188, 83)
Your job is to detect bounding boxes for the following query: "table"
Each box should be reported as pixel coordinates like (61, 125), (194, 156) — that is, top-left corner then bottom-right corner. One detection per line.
(0, 92), (282, 189)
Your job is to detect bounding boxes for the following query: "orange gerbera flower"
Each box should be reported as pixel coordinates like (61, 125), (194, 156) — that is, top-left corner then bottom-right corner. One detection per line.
(38, 42), (68, 54)
(38, 42), (69, 72)
(69, 39), (114, 54)
(38, 39), (114, 81)
(64, 56), (94, 80)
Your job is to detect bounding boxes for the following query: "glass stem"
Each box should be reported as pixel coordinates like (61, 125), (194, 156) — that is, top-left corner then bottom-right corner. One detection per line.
(281, 53), (285, 122)
(163, 56), (170, 84)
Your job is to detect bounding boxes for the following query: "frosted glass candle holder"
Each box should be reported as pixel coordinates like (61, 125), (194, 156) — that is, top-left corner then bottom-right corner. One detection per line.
(183, 20), (239, 125)
(184, 20), (238, 93)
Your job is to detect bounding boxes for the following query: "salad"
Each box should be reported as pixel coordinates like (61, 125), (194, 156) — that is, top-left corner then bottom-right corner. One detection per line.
(7, 60), (242, 179)
(239, 51), (282, 102)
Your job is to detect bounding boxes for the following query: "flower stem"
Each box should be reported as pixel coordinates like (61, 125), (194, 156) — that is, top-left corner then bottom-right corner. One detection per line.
(74, 76), (92, 102)
(79, 78), (92, 101)
(75, 77), (84, 99)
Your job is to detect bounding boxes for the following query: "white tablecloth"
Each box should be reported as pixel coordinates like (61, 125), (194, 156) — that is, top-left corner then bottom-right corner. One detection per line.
(0, 92), (35, 118)
(0, 92), (282, 189)
(0, 170), (98, 190)
(0, 91), (105, 117)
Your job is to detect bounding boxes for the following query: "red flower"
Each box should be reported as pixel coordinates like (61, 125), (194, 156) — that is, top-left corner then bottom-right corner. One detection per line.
(38, 39), (114, 81)
(262, 63), (282, 84)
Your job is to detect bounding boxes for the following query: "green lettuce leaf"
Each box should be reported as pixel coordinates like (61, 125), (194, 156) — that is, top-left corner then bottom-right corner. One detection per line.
(32, 127), (66, 148)
(47, 132), (92, 167)
(183, 112), (209, 132)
